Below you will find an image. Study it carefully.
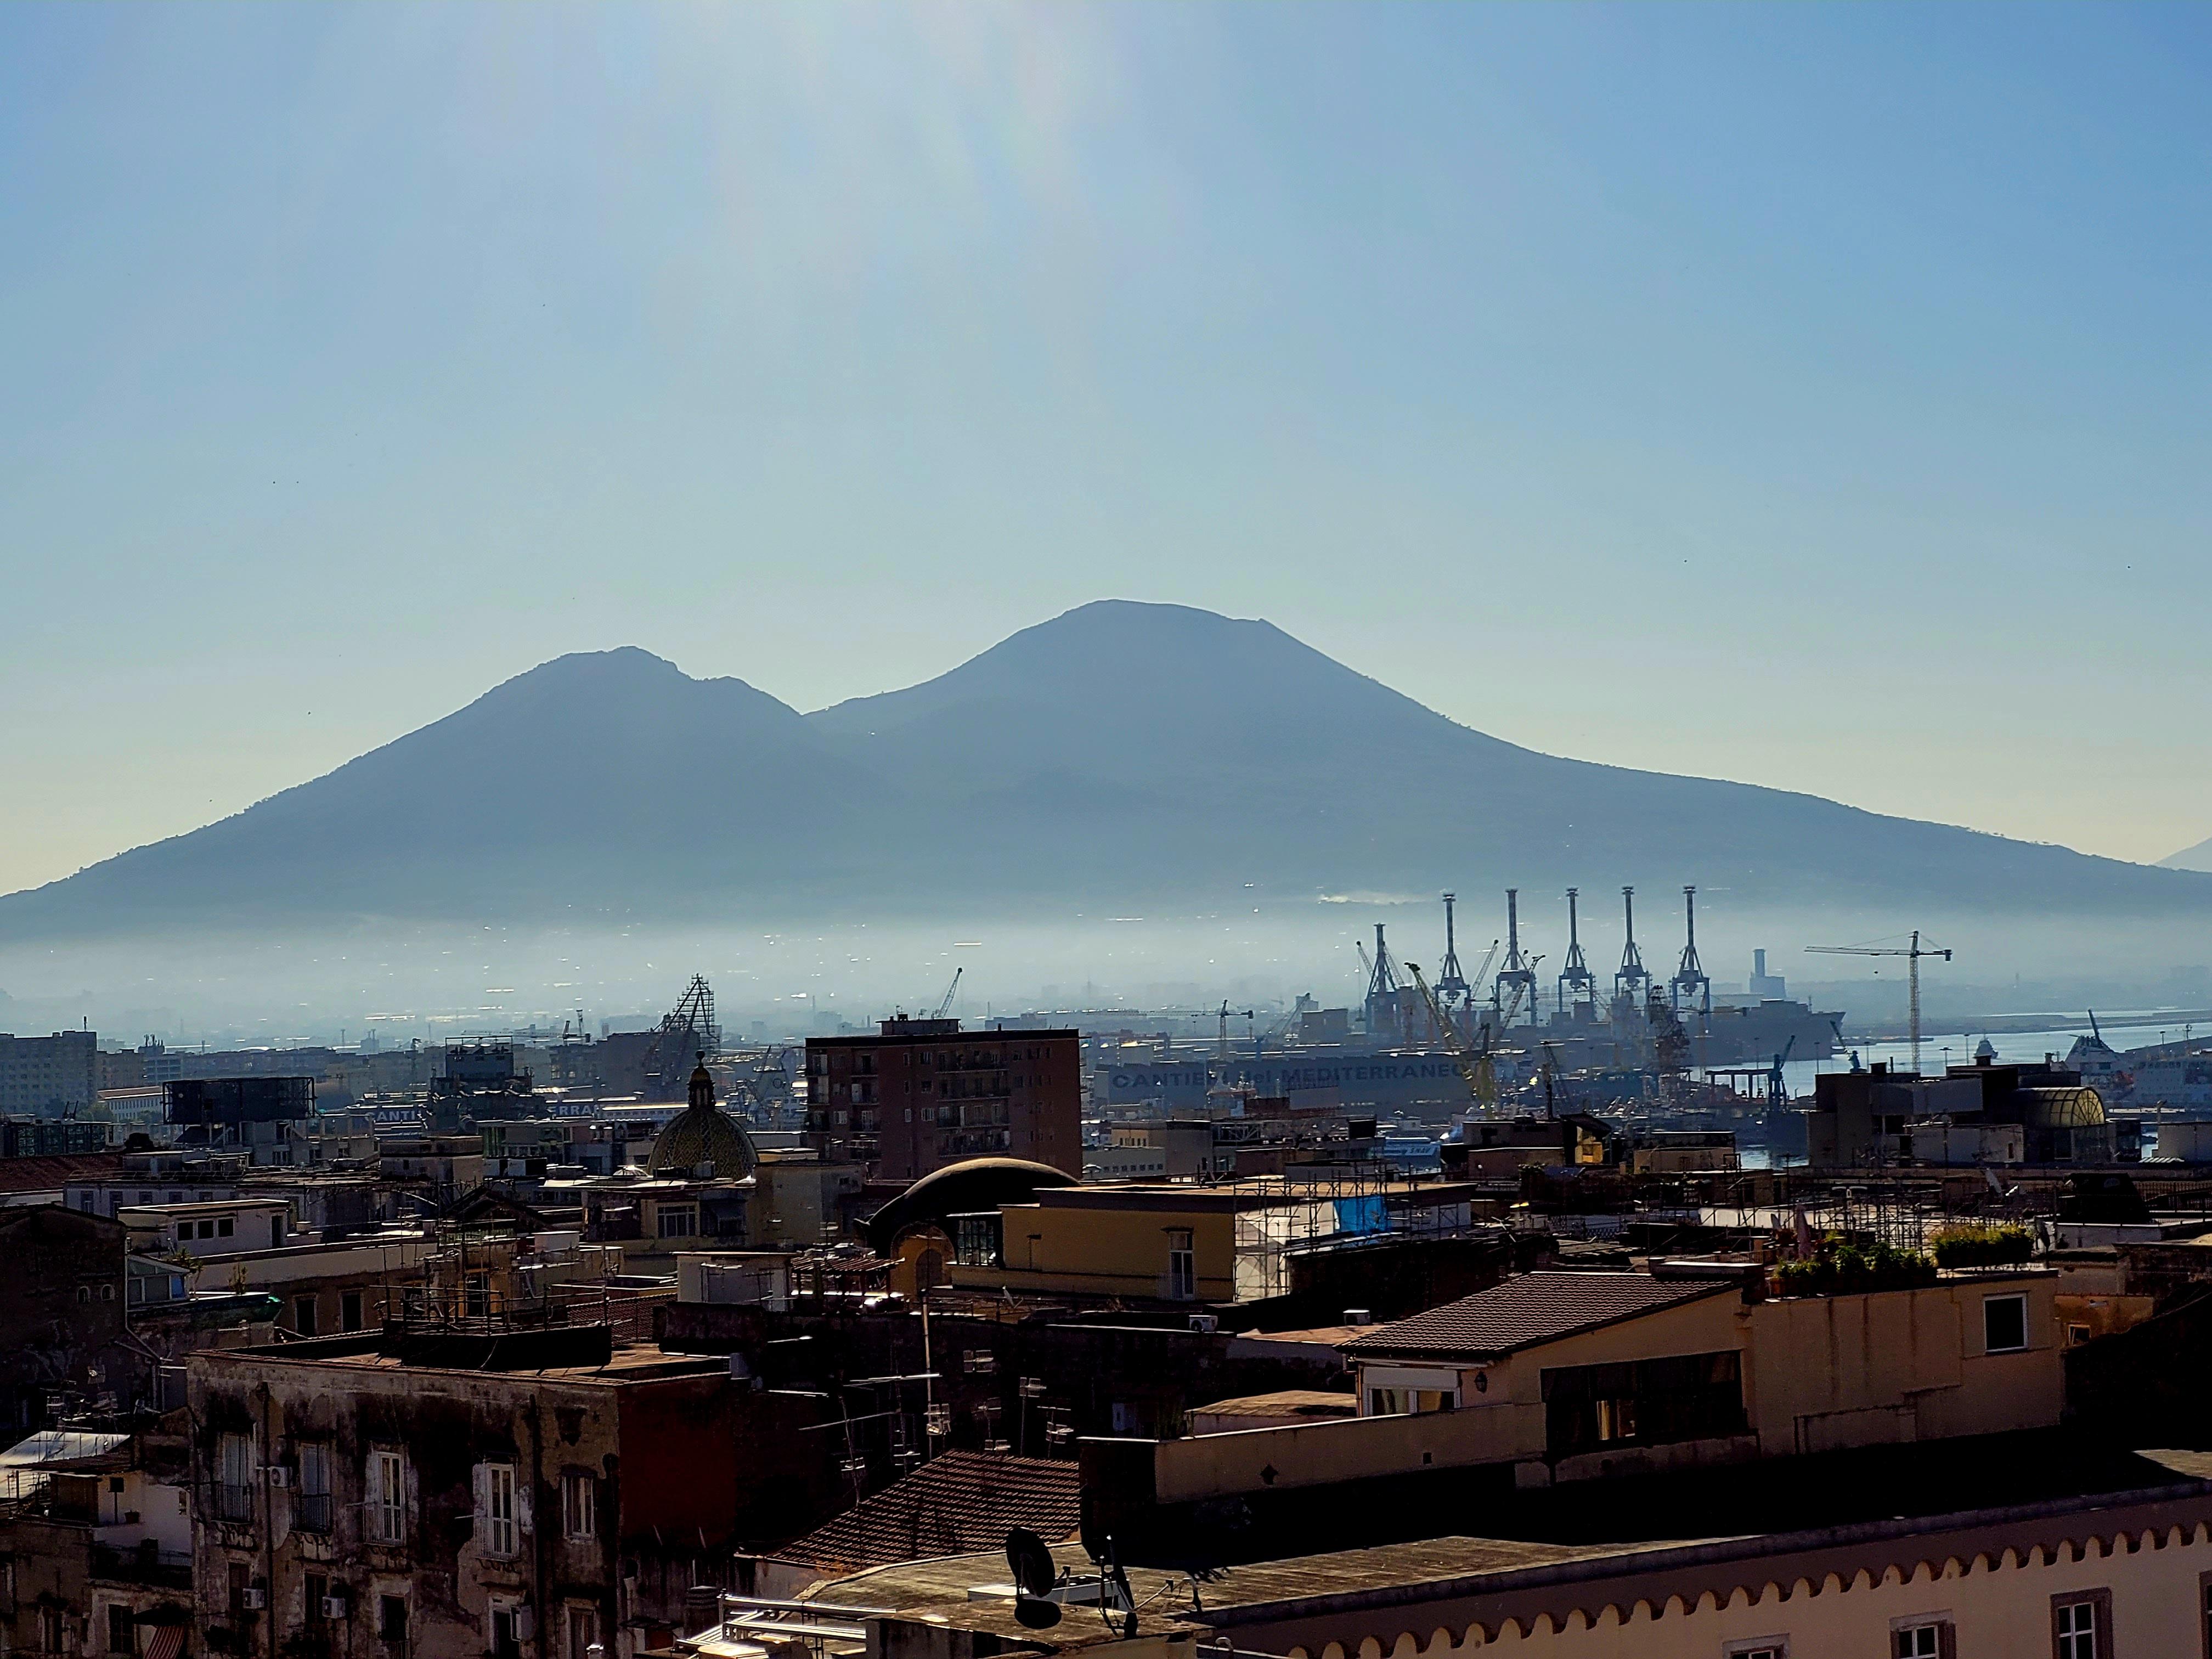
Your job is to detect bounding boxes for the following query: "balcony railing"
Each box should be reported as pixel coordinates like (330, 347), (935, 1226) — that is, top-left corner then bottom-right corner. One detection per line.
(89, 1542), (193, 1589)
(295, 1491), (335, 1532)
(215, 1482), (255, 1521)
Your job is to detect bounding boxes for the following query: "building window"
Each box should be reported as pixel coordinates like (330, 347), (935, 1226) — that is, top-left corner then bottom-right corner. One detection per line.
(305, 1573), (328, 1626)
(562, 1471), (596, 1541)
(2053, 1590), (2109, 1659)
(484, 1463), (518, 1556)
(379, 1594), (408, 1649)
(292, 1294), (318, 1337)
(952, 1214), (1003, 1267)
(2068, 1323), (2092, 1346)
(1368, 1387), (1454, 1416)
(490, 1605), (522, 1659)
(1165, 1229), (1195, 1302)
(107, 1604), (134, 1654)
(341, 1290), (364, 1332)
(40, 1605), (63, 1653)
(1893, 1621), (1952, 1658)
(1986, 1294), (2030, 1354)
(297, 1441), (333, 1532)
(370, 1449), (405, 1542)
(1542, 1352), (1748, 1458)
(658, 1206), (698, 1239)
(567, 1606), (599, 1659)
(217, 1431), (255, 1520)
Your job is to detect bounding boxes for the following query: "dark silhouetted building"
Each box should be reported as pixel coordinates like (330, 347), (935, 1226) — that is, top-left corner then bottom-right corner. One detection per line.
(806, 1020), (1080, 1181)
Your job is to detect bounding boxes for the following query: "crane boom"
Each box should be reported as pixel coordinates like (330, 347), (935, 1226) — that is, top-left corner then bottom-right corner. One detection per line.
(1805, 931), (1951, 1074)
(1406, 962), (1496, 1116)
(933, 967), (963, 1020)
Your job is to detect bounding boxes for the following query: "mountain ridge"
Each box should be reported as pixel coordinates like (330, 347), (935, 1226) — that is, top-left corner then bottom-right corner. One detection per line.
(4, 600), (2205, 936)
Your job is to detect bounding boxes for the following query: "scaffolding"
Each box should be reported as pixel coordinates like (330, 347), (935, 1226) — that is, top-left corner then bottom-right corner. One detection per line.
(1231, 1166), (1472, 1302)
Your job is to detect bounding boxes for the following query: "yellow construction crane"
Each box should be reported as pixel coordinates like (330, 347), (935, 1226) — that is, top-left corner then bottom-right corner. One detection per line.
(1806, 932), (1951, 1074)
(1408, 961), (1500, 1116)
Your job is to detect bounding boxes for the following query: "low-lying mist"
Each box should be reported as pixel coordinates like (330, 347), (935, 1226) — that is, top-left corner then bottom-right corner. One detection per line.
(4, 897), (2208, 1050)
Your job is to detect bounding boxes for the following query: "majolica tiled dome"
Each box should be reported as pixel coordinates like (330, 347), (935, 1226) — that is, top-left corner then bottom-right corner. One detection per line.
(645, 1059), (757, 1179)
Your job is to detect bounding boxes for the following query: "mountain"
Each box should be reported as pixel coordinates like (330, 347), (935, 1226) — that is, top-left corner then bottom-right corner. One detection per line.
(5, 602), (2209, 936)
(2162, 838), (2212, 874)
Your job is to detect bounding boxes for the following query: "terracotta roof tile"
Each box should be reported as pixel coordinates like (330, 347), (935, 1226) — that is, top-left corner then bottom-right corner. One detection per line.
(1342, 1271), (1732, 1361)
(777, 1451), (1080, 1576)
(0, 1154), (121, 1193)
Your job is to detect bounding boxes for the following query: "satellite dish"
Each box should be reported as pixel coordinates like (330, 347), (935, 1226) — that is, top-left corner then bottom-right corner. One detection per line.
(1005, 1527), (1057, 1598)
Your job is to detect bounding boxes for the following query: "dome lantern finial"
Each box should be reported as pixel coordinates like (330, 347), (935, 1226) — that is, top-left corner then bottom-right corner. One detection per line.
(645, 1050), (757, 1180)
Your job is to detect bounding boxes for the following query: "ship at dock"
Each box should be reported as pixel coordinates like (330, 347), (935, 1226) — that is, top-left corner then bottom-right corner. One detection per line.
(1091, 889), (1840, 1127)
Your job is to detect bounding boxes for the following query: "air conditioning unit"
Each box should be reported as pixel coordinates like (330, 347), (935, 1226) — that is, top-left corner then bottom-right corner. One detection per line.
(321, 1595), (350, 1620)
(1187, 1313), (1218, 1334)
(240, 1588), (268, 1610)
(264, 1466), (291, 1488)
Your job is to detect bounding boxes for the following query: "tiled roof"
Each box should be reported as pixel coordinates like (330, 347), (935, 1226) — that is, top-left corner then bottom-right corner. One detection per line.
(1190, 1391), (1357, 1420)
(777, 1451), (1081, 1576)
(1342, 1271), (1733, 1361)
(0, 1154), (121, 1193)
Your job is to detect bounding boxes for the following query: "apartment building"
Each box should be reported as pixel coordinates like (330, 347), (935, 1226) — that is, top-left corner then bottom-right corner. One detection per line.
(187, 1325), (839, 1659)
(805, 1018), (1080, 1181)
(0, 1031), (100, 1117)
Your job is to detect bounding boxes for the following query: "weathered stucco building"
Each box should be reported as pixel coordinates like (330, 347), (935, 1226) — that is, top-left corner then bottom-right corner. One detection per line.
(185, 1324), (840, 1659)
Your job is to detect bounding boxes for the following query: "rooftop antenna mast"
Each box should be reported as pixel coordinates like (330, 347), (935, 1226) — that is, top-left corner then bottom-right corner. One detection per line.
(1671, 886), (1711, 1019)
(1556, 887), (1596, 1016)
(1615, 886), (1652, 1003)
(1435, 893), (1470, 1011)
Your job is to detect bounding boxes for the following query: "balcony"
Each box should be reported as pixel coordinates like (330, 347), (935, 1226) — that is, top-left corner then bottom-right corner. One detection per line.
(90, 1541), (193, 1590)
(215, 1483), (255, 1522)
(295, 1492), (335, 1532)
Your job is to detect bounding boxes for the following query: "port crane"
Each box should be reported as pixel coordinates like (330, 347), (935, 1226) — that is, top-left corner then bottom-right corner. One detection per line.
(1671, 885), (1711, 1019)
(1616, 887), (1652, 1003)
(640, 976), (719, 1101)
(1493, 890), (1538, 1026)
(1212, 1000), (1255, 1061)
(1435, 893), (1472, 1008)
(1805, 932), (1951, 1075)
(1407, 961), (1497, 1117)
(1409, 957), (1537, 1118)
(1557, 888), (1597, 1016)
(1766, 1034), (1797, 1111)
(933, 967), (963, 1020)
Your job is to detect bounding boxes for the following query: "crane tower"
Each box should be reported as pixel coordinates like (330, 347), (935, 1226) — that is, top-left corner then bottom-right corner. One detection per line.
(1493, 890), (1538, 1028)
(1670, 885), (1712, 1019)
(1616, 887), (1652, 1004)
(1435, 893), (1471, 1009)
(1556, 888), (1597, 1017)
(1363, 923), (1406, 1042)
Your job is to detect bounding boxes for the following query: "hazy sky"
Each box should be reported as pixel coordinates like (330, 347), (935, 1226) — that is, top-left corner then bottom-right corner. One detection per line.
(5, 3), (2210, 900)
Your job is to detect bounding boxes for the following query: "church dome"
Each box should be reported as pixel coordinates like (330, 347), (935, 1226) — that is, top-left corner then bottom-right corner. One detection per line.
(645, 1059), (757, 1179)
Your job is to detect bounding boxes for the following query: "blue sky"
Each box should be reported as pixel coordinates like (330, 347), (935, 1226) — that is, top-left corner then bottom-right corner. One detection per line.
(3, 2), (2209, 895)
